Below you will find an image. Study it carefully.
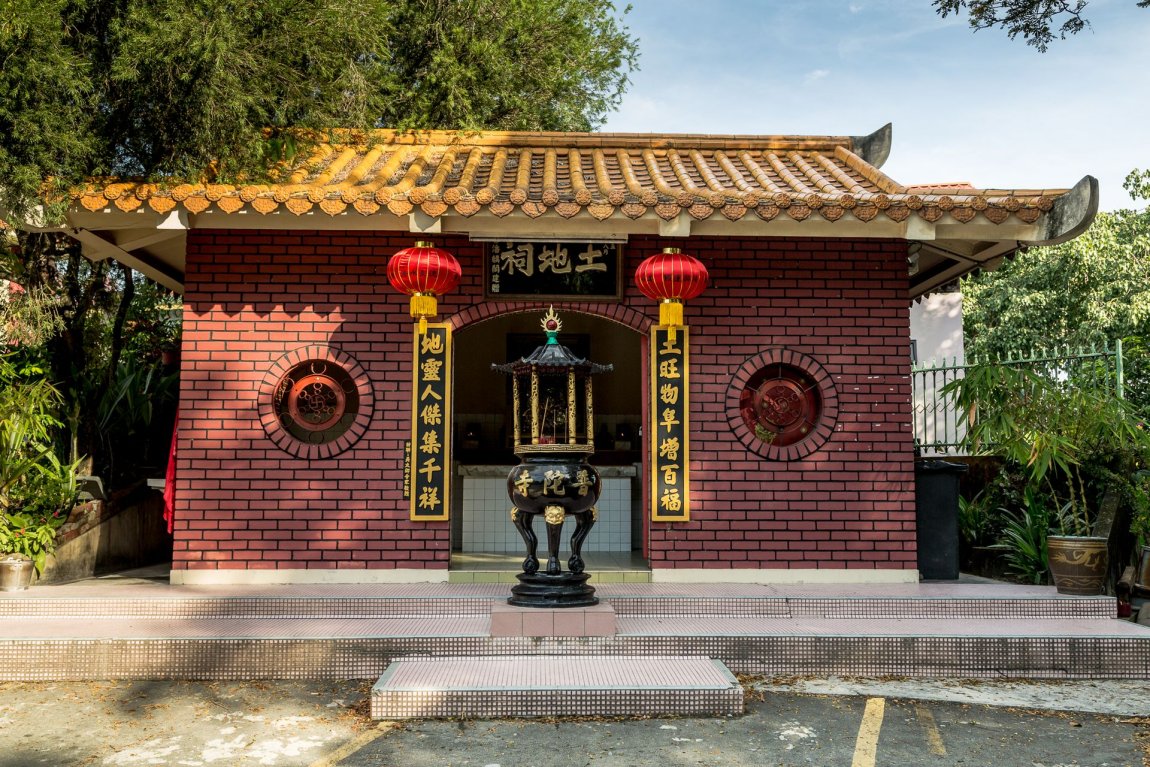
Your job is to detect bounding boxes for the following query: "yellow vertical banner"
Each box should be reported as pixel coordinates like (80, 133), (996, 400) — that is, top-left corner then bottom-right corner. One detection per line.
(410, 323), (452, 521)
(651, 326), (689, 522)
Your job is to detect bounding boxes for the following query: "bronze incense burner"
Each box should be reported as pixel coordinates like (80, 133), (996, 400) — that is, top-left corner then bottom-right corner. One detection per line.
(492, 308), (613, 607)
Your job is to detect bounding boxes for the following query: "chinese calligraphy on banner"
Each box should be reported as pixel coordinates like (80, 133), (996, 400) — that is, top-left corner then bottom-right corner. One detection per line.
(410, 324), (451, 521)
(486, 241), (622, 299)
(651, 327), (689, 522)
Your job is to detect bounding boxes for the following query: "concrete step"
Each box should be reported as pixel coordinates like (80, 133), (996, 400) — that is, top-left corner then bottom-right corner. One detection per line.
(371, 656), (743, 719)
(2, 615), (1148, 681)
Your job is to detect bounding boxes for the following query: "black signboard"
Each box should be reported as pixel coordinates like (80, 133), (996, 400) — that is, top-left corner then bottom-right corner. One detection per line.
(410, 324), (451, 521)
(651, 327), (690, 522)
(485, 241), (622, 300)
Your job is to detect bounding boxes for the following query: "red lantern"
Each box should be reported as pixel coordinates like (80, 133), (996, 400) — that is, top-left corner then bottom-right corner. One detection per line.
(387, 241), (461, 333)
(634, 247), (708, 337)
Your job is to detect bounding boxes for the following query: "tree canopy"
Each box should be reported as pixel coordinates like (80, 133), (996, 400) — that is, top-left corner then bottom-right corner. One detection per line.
(0, 0), (638, 490)
(0, 0), (639, 219)
(961, 169), (1150, 407)
(934, 0), (1150, 51)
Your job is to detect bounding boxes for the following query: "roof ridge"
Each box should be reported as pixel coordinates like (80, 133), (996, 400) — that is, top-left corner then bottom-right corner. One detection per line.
(292, 128), (862, 152)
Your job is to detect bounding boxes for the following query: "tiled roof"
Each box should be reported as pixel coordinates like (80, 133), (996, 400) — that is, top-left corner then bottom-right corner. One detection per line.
(71, 127), (1071, 228)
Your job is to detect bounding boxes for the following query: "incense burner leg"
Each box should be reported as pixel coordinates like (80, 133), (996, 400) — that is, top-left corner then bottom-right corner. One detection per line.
(544, 504), (565, 576)
(568, 507), (597, 574)
(512, 509), (539, 575)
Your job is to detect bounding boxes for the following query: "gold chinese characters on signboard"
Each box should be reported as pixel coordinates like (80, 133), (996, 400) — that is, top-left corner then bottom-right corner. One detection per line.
(486, 241), (622, 300)
(651, 327), (689, 522)
(410, 324), (451, 521)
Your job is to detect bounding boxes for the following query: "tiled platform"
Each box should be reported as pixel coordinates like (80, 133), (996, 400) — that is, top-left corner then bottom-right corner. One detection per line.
(2, 577), (1148, 682)
(371, 656), (743, 719)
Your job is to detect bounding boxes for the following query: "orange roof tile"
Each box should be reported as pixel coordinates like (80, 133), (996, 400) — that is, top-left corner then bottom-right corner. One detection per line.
(70, 127), (1069, 228)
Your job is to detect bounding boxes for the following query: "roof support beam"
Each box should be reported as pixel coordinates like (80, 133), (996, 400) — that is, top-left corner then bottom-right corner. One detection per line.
(905, 216), (936, 241)
(68, 228), (185, 292)
(659, 214), (691, 238)
(409, 210), (442, 235)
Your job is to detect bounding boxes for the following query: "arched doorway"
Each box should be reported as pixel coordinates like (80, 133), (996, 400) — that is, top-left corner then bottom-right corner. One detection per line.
(449, 309), (648, 576)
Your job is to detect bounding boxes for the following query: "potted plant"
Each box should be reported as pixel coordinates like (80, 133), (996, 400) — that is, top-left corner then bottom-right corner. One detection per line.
(0, 370), (80, 590)
(945, 363), (1150, 594)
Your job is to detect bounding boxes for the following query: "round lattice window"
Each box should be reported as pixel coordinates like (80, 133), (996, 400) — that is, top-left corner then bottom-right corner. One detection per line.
(259, 345), (374, 460)
(739, 365), (821, 447)
(726, 349), (838, 461)
(275, 361), (359, 443)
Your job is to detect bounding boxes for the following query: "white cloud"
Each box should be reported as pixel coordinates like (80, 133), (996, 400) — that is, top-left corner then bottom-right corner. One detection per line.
(804, 68), (830, 83)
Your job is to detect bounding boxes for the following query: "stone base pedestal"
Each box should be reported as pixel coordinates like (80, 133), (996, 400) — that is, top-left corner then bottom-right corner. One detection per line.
(509, 571), (597, 608)
(490, 602), (616, 637)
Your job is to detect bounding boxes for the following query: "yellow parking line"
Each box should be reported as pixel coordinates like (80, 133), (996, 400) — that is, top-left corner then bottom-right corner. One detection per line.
(308, 721), (396, 767)
(916, 704), (947, 756)
(851, 697), (886, 767)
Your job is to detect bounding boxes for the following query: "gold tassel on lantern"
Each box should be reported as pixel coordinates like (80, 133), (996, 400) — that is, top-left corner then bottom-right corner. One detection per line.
(410, 293), (438, 335)
(661, 299), (684, 341)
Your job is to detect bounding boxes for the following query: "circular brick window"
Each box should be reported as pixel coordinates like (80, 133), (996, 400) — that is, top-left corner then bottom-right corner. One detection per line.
(260, 345), (374, 459)
(727, 349), (838, 461)
(275, 361), (359, 443)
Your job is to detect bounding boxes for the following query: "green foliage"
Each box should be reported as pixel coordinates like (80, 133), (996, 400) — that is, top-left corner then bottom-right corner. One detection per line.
(0, 0), (638, 502)
(0, 0), (95, 219)
(0, 280), (63, 351)
(87, 357), (178, 484)
(0, 0), (638, 219)
(933, 0), (1150, 51)
(993, 490), (1050, 584)
(962, 170), (1150, 414)
(944, 363), (1150, 537)
(384, 0), (638, 133)
(958, 491), (993, 547)
(1129, 470), (1150, 546)
(0, 507), (69, 574)
(0, 361), (80, 573)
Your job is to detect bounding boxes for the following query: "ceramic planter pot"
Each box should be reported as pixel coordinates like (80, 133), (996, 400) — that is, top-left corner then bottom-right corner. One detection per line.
(1136, 545), (1150, 592)
(1047, 535), (1109, 596)
(0, 554), (34, 592)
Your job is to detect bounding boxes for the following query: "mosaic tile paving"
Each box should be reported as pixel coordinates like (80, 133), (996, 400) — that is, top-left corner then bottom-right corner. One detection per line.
(371, 656), (743, 718)
(0, 580), (1145, 682)
(0, 581), (1117, 619)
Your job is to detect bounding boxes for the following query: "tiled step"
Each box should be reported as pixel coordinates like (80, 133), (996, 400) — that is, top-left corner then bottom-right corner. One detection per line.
(2, 615), (1148, 680)
(370, 656), (743, 719)
(0, 583), (1118, 620)
(449, 570), (652, 584)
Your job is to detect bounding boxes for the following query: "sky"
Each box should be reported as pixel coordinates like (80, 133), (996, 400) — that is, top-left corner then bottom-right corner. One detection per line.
(600, 0), (1150, 211)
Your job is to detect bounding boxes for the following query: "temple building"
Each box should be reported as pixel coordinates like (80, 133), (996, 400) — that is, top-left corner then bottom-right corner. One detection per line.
(56, 125), (1096, 585)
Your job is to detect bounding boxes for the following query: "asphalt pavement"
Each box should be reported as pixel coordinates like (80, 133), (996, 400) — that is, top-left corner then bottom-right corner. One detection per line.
(1, 677), (1147, 766)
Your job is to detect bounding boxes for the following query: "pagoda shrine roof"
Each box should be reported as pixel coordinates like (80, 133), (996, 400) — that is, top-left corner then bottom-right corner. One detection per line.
(44, 125), (1097, 298)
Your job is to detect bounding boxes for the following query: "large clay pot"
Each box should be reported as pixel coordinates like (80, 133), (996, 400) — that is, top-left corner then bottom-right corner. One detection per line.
(1047, 535), (1109, 596)
(0, 554), (34, 592)
(1136, 545), (1150, 592)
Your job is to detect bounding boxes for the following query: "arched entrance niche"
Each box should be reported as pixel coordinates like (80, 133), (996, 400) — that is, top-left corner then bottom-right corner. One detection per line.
(447, 303), (650, 572)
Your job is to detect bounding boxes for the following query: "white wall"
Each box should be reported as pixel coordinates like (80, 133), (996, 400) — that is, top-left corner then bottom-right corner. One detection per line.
(910, 290), (964, 366)
(910, 290), (966, 454)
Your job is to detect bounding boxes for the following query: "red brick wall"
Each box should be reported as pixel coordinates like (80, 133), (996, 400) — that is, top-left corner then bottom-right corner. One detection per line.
(175, 230), (914, 573)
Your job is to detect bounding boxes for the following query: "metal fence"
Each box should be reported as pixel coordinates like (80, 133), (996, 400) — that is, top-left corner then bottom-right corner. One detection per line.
(911, 340), (1124, 455)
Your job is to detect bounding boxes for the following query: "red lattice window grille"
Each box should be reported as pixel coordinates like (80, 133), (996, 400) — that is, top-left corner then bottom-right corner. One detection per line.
(259, 345), (374, 460)
(726, 349), (838, 461)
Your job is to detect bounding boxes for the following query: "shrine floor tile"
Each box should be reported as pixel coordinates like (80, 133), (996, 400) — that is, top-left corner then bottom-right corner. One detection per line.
(370, 655), (743, 718)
